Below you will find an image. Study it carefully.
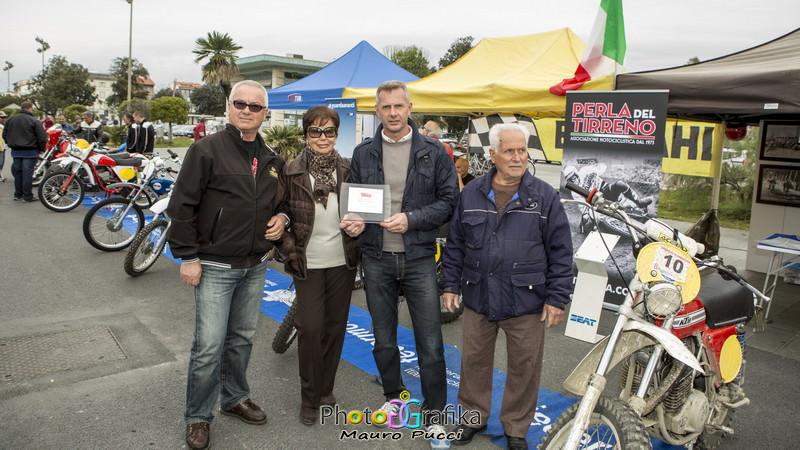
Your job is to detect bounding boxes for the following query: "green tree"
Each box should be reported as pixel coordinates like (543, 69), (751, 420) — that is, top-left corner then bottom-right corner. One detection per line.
(154, 88), (176, 99)
(63, 104), (88, 121)
(193, 31), (242, 100)
(30, 55), (95, 116)
(385, 45), (433, 78)
(107, 57), (150, 106)
(190, 83), (226, 116)
(263, 125), (304, 160)
(150, 96), (188, 142)
(0, 93), (22, 109)
(442, 116), (469, 140)
(117, 98), (150, 119)
(438, 36), (474, 69)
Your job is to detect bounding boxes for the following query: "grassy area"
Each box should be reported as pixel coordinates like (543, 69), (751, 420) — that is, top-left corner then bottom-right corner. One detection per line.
(658, 188), (751, 230)
(155, 137), (193, 148)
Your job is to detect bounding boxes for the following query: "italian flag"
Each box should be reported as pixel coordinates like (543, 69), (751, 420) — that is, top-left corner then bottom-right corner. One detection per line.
(550, 0), (626, 96)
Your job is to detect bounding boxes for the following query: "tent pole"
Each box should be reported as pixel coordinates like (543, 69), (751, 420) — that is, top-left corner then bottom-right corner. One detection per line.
(710, 123), (724, 210)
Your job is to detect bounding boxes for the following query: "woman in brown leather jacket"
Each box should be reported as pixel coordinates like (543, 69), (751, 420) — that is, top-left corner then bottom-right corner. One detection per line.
(278, 106), (360, 426)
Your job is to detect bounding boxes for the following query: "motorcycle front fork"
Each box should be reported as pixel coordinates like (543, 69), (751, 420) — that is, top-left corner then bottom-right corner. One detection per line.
(563, 306), (675, 450)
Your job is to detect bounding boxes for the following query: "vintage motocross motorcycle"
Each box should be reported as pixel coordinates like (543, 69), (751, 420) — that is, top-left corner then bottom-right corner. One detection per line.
(540, 182), (769, 450)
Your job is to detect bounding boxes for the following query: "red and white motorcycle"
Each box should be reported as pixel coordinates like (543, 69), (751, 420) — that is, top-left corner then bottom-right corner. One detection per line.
(541, 182), (769, 450)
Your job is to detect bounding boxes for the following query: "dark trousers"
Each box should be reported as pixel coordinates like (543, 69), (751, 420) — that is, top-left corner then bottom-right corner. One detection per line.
(362, 253), (447, 414)
(458, 307), (545, 438)
(11, 157), (36, 200)
(294, 265), (356, 417)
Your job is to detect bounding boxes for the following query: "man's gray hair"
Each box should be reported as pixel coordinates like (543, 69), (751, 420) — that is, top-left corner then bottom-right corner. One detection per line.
(229, 80), (267, 104)
(489, 123), (530, 150)
(20, 101), (34, 111)
(375, 80), (410, 105)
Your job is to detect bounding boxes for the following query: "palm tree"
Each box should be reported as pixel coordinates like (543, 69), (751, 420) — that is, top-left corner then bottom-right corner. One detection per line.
(192, 31), (242, 100)
(264, 126), (305, 160)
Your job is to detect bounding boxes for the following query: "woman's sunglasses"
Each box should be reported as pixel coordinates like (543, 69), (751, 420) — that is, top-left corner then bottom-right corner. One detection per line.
(307, 126), (338, 138)
(230, 100), (267, 113)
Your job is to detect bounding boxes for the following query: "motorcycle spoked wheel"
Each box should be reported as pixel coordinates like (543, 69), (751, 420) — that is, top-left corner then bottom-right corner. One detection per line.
(540, 396), (652, 450)
(37, 169), (85, 212)
(124, 218), (169, 276)
(272, 295), (298, 354)
(31, 159), (50, 187)
(82, 198), (145, 251)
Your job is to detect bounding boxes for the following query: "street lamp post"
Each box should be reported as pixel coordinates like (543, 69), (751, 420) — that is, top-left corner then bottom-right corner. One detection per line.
(126, 0), (133, 102)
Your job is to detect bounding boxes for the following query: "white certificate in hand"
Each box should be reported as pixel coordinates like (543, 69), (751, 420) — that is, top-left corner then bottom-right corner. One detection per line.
(340, 183), (391, 223)
(347, 186), (384, 214)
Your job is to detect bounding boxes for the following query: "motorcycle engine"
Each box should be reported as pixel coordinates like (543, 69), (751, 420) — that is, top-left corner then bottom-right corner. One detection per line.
(664, 389), (709, 434)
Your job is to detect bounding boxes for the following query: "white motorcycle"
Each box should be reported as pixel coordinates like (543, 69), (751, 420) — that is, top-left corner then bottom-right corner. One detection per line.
(540, 182), (769, 450)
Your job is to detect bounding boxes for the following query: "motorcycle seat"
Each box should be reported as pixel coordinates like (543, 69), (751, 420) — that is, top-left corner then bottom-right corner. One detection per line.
(112, 157), (144, 167)
(697, 269), (754, 328)
(106, 152), (131, 160)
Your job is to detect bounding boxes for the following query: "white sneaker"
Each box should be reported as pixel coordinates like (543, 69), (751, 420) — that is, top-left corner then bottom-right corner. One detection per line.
(373, 400), (400, 427)
(427, 424), (451, 449)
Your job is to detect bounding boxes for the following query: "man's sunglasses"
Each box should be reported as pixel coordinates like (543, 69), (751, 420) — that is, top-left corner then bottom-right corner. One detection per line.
(230, 100), (267, 113)
(307, 126), (338, 138)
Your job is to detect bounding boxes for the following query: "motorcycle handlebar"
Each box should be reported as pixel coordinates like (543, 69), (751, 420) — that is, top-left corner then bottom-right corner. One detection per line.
(167, 149), (178, 159)
(565, 181), (592, 199)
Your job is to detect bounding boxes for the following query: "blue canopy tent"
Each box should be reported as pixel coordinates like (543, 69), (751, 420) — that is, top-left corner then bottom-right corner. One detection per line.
(267, 40), (418, 110)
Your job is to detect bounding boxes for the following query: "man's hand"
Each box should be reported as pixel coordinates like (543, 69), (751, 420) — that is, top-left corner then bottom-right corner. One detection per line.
(265, 215), (287, 241)
(340, 219), (365, 237)
(442, 292), (461, 313)
(180, 261), (202, 287)
(541, 304), (565, 328)
(380, 213), (409, 234)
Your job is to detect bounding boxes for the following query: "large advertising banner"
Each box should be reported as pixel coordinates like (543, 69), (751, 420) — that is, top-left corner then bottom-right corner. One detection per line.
(560, 90), (669, 305)
(325, 98), (357, 158)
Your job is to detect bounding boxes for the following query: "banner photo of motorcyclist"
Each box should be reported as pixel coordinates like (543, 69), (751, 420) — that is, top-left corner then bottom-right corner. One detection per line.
(561, 90), (669, 305)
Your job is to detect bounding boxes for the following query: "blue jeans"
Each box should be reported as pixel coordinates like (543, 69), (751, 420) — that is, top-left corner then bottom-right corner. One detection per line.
(185, 260), (267, 424)
(11, 157), (36, 200)
(362, 253), (447, 413)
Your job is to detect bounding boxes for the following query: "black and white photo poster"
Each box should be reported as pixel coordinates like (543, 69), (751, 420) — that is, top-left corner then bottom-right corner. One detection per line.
(561, 90), (669, 305)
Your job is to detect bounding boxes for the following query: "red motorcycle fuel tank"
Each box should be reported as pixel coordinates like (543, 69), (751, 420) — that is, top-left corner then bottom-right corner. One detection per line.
(90, 153), (117, 167)
(668, 298), (707, 339)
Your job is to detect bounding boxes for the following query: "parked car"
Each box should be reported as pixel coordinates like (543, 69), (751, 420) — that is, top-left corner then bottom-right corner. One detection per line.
(722, 148), (747, 166)
(171, 125), (194, 137)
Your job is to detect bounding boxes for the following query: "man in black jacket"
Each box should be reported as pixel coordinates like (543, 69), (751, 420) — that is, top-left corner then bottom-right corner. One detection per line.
(167, 80), (289, 450)
(341, 80), (458, 449)
(2, 101), (47, 201)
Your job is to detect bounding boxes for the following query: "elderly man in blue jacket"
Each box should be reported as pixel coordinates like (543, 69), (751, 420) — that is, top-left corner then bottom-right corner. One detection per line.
(440, 123), (574, 450)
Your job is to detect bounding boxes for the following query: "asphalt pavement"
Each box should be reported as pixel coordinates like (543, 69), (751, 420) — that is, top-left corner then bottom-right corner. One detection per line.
(0, 154), (798, 449)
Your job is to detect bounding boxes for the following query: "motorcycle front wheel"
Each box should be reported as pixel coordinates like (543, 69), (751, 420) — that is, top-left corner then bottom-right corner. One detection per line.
(38, 169), (85, 212)
(31, 159), (50, 186)
(272, 295), (298, 354)
(540, 397), (651, 450)
(82, 198), (144, 251)
(124, 218), (169, 276)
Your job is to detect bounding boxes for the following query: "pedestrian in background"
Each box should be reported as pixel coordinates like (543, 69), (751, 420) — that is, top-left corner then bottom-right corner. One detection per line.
(278, 105), (360, 426)
(132, 110), (154, 154)
(2, 102), (47, 201)
(440, 123), (574, 450)
(193, 118), (207, 142)
(77, 111), (103, 143)
(0, 111), (8, 182)
(341, 80), (458, 449)
(167, 80), (289, 450)
(455, 157), (474, 190)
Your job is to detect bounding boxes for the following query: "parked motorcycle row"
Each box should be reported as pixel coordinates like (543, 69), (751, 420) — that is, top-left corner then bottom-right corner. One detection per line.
(31, 126), (182, 277)
(539, 182), (770, 450)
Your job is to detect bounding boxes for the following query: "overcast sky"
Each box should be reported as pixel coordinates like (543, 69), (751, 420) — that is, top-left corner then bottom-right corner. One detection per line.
(2, 0), (798, 93)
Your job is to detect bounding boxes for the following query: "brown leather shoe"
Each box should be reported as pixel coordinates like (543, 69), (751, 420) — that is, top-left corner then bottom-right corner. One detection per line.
(221, 398), (267, 425)
(185, 422), (210, 450)
(320, 394), (337, 406)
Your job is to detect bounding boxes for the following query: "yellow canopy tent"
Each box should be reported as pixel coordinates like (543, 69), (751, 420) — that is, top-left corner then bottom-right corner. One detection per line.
(342, 28), (614, 116)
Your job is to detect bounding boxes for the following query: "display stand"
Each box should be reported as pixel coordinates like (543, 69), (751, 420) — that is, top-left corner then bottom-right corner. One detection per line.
(565, 231), (620, 343)
(756, 233), (800, 320)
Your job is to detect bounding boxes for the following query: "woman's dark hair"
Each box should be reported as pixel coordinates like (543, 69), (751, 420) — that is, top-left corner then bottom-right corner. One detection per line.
(302, 106), (339, 135)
